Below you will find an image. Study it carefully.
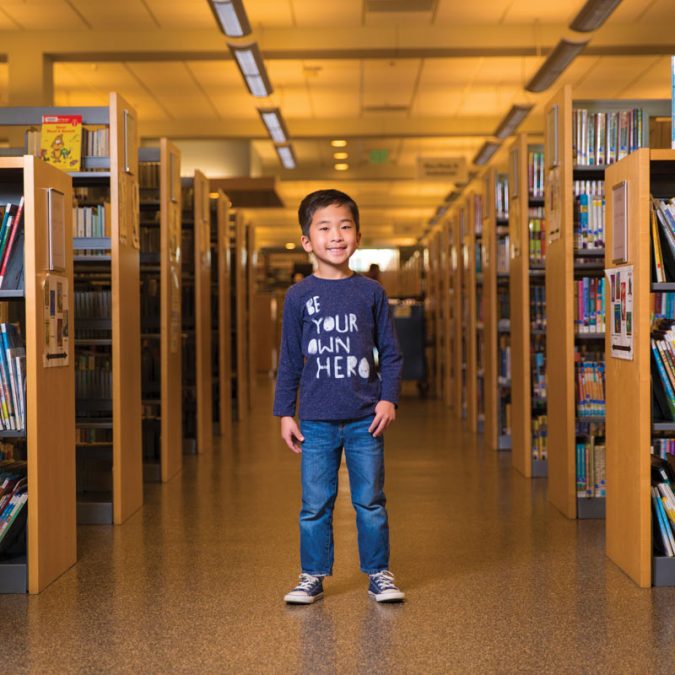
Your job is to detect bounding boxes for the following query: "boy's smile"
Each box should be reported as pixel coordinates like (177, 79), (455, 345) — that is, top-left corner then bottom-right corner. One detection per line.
(300, 203), (361, 278)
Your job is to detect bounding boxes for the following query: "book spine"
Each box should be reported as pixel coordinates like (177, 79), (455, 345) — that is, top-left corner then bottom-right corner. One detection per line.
(652, 339), (675, 419)
(652, 489), (674, 556)
(0, 198), (23, 287)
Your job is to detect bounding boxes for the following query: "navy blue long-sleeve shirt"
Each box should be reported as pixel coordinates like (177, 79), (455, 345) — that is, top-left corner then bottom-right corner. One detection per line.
(273, 274), (403, 421)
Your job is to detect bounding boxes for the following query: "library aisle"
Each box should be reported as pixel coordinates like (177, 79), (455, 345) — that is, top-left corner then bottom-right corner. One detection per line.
(1, 380), (673, 672)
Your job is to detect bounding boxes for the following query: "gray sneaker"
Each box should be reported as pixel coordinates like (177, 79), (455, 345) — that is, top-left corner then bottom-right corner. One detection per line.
(284, 573), (324, 604)
(368, 570), (405, 602)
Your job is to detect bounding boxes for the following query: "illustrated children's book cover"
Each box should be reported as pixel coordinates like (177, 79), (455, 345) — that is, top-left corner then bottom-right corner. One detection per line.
(40, 115), (82, 171)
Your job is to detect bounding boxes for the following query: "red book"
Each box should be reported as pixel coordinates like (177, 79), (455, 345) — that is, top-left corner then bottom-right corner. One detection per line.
(0, 197), (24, 288)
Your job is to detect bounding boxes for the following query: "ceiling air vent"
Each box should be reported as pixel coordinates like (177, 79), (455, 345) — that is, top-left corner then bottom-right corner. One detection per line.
(362, 105), (409, 115)
(366, 0), (436, 12)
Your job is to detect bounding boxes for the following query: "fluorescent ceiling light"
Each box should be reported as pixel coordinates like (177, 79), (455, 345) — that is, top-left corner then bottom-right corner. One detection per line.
(525, 38), (589, 93)
(331, 140), (348, 148)
(258, 108), (289, 144)
(570, 0), (622, 32)
(334, 163), (350, 171)
(208, 0), (252, 37)
(494, 104), (534, 139)
(473, 141), (501, 167)
(276, 144), (296, 170)
(285, 242), (296, 250)
(333, 152), (349, 160)
(229, 43), (273, 97)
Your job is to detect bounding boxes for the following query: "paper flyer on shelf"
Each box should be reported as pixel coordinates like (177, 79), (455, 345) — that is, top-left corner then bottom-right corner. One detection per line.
(606, 265), (633, 360)
(42, 274), (70, 368)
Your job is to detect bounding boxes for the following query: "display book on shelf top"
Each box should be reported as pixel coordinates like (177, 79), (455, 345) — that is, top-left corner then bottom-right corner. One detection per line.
(138, 141), (183, 484)
(0, 95), (143, 527)
(543, 86), (670, 521)
(604, 148), (675, 588)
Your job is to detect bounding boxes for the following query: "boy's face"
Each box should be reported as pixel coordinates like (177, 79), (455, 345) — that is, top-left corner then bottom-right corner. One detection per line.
(300, 203), (360, 269)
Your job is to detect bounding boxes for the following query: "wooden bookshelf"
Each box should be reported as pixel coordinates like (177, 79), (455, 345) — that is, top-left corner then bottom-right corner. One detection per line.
(426, 230), (442, 399)
(441, 222), (453, 408)
(461, 199), (477, 429)
(231, 209), (249, 422)
(181, 172), (212, 454)
(451, 209), (464, 420)
(0, 96), (145, 525)
(482, 168), (512, 451)
(509, 133), (547, 479)
(605, 148), (675, 587)
(212, 190), (233, 440)
(543, 87), (669, 518)
(471, 191), (484, 433)
(0, 157), (76, 593)
(246, 221), (257, 409)
(138, 140), (182, 483)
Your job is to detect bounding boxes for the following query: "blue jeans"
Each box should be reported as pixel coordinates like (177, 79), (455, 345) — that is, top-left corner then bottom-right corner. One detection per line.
(299, 415), (390, 576)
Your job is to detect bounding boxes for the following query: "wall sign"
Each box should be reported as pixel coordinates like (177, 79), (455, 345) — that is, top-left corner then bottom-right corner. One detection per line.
(416, 157), (468, 183)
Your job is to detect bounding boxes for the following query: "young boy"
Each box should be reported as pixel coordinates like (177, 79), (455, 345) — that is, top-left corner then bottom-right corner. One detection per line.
(273, 189), (404, 604)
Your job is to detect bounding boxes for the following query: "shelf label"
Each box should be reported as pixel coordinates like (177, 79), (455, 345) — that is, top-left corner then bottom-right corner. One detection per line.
(547, 167), (561, 243)
(612, 180), (628, 264)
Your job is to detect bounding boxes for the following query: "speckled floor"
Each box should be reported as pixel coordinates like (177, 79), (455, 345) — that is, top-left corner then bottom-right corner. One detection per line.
(2, 381), (674, 673)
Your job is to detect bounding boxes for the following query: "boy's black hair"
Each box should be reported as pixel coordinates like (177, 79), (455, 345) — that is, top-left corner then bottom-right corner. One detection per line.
(298, 189), (360, 237)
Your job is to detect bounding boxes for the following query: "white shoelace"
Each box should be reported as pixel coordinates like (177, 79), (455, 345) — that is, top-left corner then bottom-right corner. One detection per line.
(295, 574), (320, 591)
(370, 570), (397, 589)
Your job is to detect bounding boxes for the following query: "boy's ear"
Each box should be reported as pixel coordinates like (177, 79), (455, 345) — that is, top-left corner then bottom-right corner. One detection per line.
(300, 234), (313, 253)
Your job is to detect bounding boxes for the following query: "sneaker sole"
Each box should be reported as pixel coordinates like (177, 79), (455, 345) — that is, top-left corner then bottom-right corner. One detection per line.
(369, 590), (405, 603)
(284, 592), (324, 605)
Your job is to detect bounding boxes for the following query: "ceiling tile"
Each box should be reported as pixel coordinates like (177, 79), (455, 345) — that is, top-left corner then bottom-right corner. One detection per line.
(363, 60), (421, 109)
(245, 0), (295, 28)
(500, 0), (586, 23)
(1, 0), (86, 30)
(69, 0), (158, 30)
(434, 1), (512, 24)
(291, 0), (362, 27)
(143, 0), (214, 29)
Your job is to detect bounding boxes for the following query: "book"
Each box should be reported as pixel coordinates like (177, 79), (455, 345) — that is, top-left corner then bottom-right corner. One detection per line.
(574, 277), (606, 334)
(40, 114), (83, 171)
(0, 463), (27, 551)
(532, 414), (547, 460)
(574, 180), (605, 249)
(0, 197), (24, 289)
(652, 487), (674, 556)
(652, 202), (666, 283)
(575, 356), (606, 418)
(573, 107), (645, 166)
(0, 204), (16, 268)
(0, 325), (26, 431)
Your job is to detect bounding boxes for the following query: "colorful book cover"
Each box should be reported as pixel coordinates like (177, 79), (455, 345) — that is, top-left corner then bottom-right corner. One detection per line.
(40, 114), (82, 171)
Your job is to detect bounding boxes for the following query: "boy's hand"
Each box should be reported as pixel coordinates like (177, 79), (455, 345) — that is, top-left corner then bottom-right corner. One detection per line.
(280, 416), (304, 454)
(369, 401), (396, 437)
